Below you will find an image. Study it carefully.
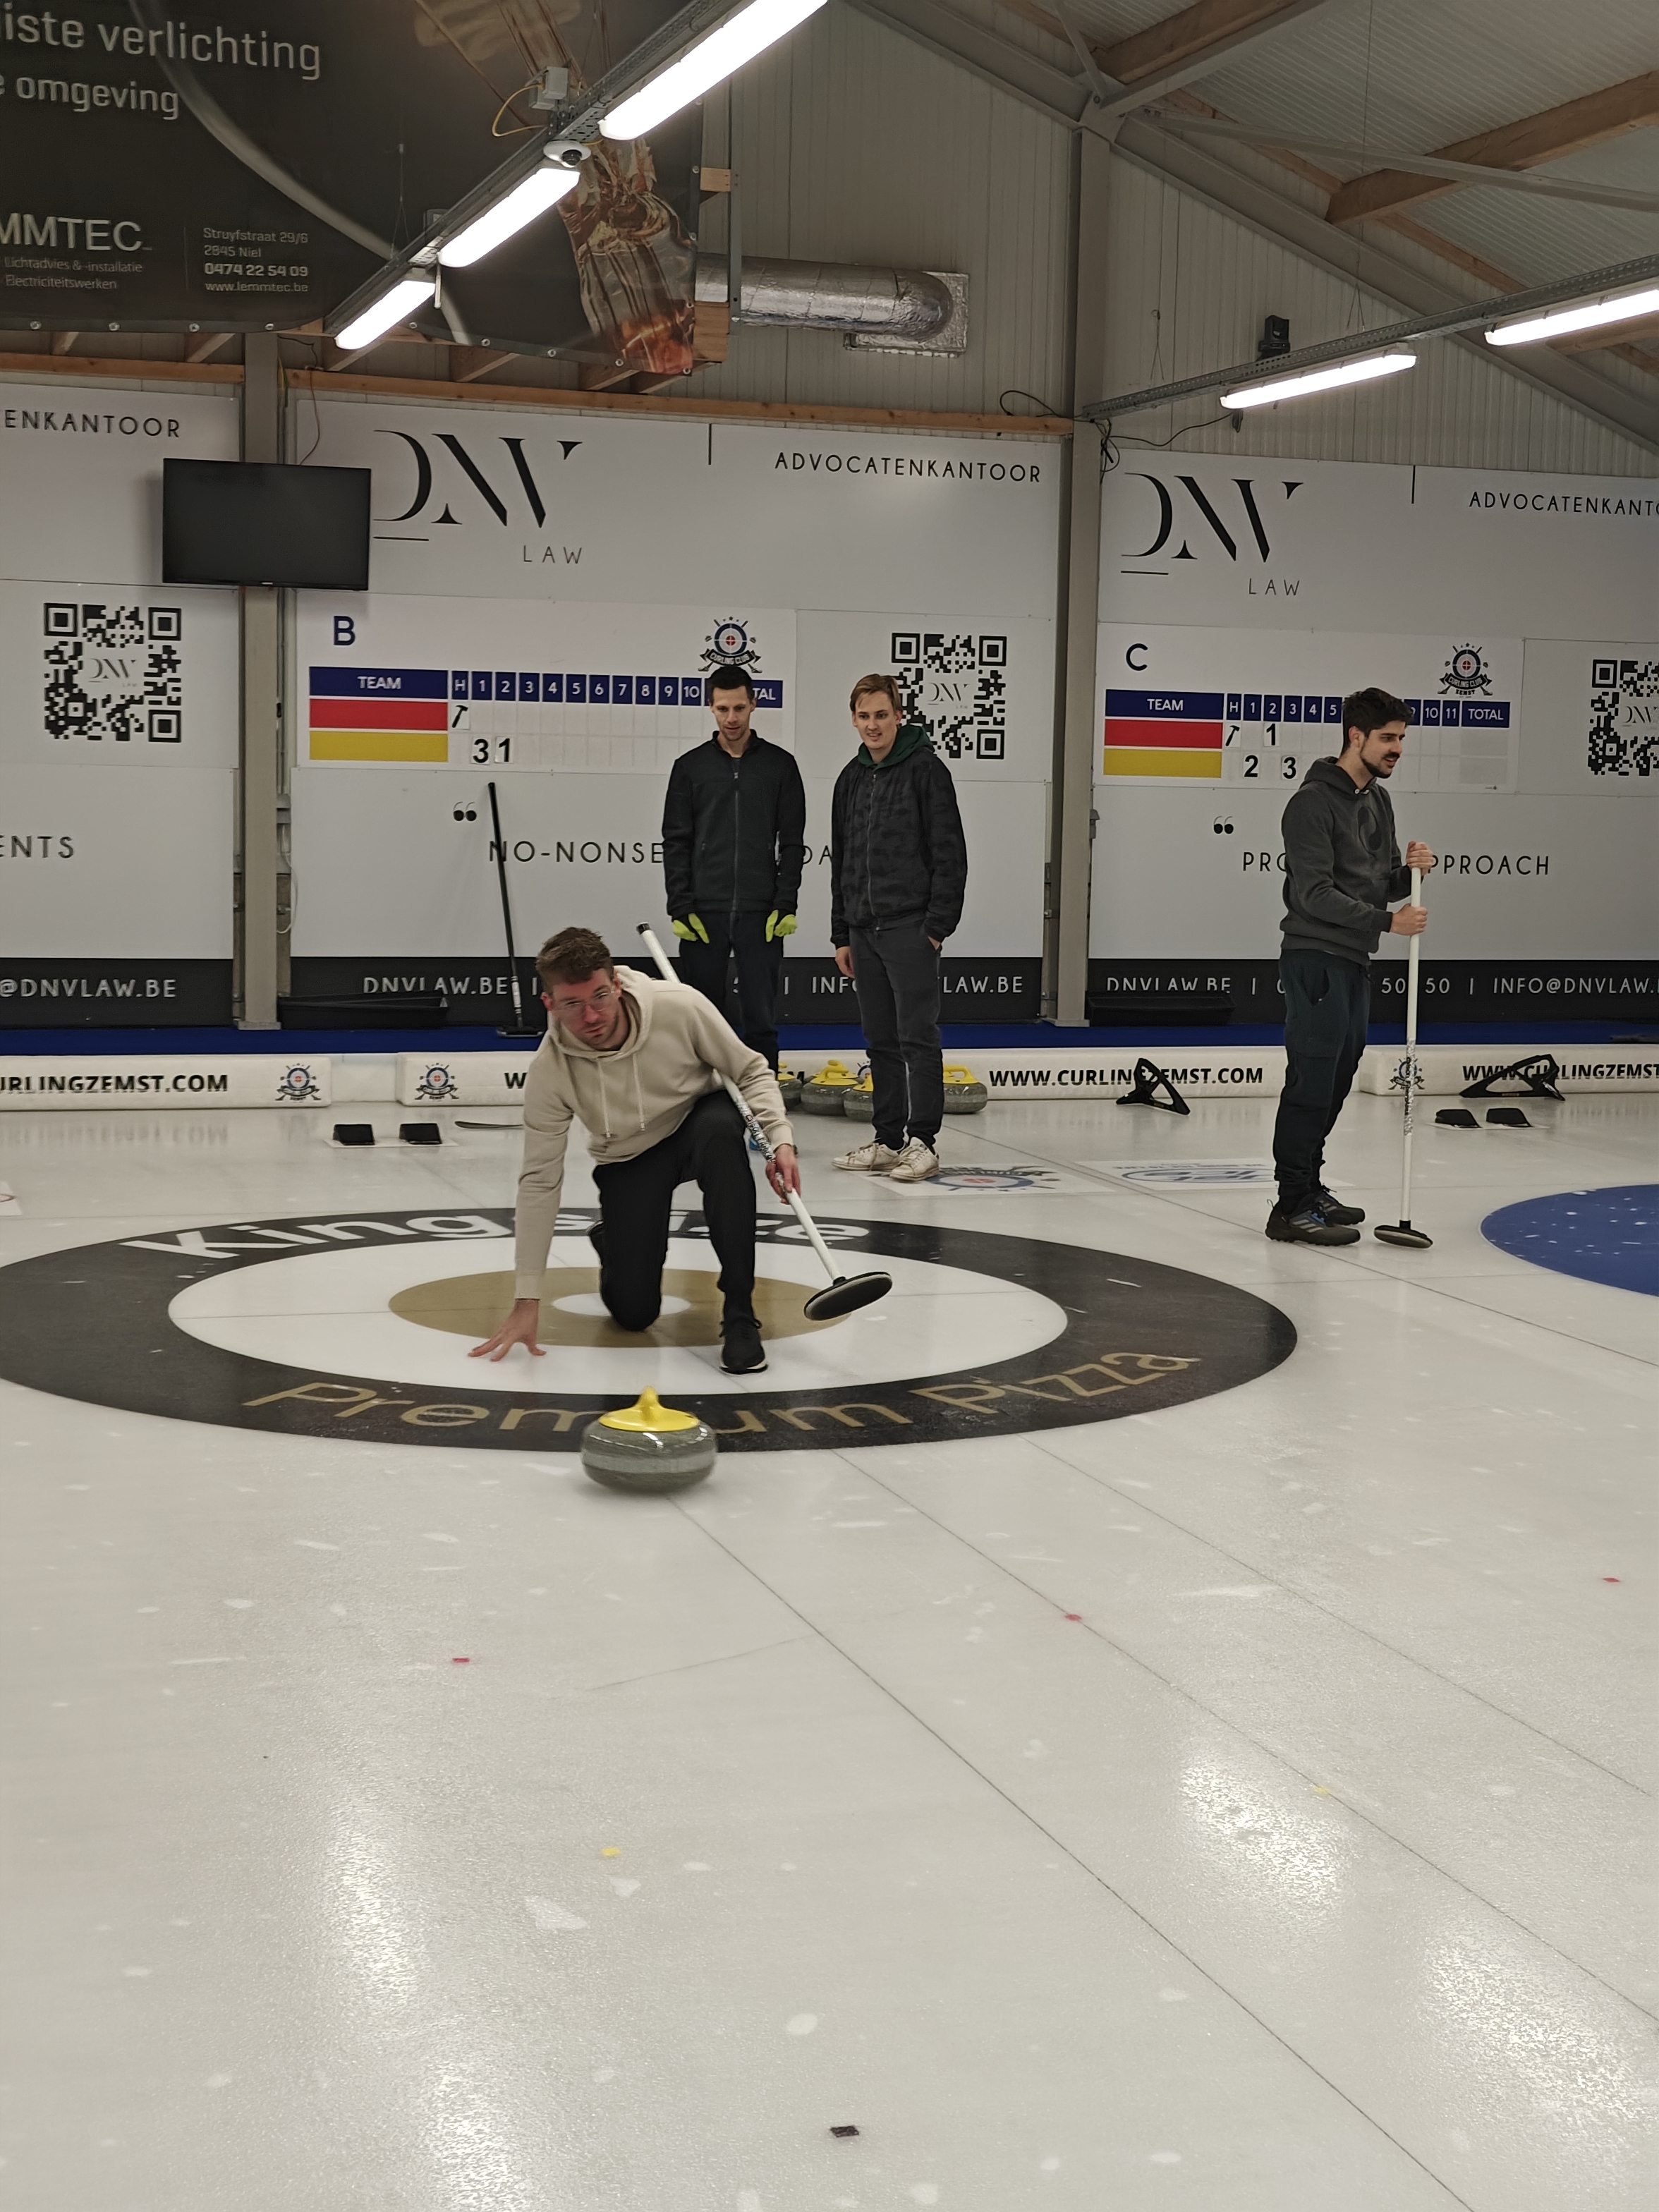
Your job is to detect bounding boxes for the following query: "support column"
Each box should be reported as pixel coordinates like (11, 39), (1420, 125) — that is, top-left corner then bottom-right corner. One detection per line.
(238, 334), (283, 1028)
(1045, 129), (1111, 1028)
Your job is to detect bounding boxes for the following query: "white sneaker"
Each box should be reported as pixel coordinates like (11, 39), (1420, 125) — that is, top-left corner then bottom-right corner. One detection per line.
(887, 1138), (940, 1183)
(834, 1138), (901, 1173)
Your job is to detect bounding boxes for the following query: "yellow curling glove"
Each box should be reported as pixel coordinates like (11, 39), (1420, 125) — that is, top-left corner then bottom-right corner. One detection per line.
(765, 912), (798, 941)
(672, 915), (710, 943)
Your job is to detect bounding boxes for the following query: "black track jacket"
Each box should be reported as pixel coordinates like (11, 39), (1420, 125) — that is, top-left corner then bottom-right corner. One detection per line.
(661, 733), (808, 920)
(830, 724), (968, 946)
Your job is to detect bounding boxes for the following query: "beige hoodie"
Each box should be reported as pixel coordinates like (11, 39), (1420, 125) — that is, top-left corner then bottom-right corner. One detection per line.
(512, 968), (794, 1297)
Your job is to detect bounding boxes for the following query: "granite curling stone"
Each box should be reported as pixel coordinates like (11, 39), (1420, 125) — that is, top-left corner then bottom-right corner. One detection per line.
(580, 1388), (719, 1494)
(799, 1058), (860, 1115)
(841, 1069), (875, 1122)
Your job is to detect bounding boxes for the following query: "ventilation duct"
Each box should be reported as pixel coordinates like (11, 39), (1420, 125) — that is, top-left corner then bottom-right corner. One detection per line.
(694, 255), (966, 351)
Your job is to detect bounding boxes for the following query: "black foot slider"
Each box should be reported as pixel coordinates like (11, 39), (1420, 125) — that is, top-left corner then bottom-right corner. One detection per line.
(1486, 1107), (1532, 1128)
(1435, 1108), (1479, 1128)
(1116, 1057), (1190, 1115)
(1460, 1052), (1562, 1100)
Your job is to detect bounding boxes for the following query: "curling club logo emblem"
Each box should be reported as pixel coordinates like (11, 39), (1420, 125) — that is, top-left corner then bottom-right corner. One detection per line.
(414, 1064), (460, 1102)
(1440, 644), (1493, 697)
(702, 619), (762, 673)
(276, 1064), (321, 1104)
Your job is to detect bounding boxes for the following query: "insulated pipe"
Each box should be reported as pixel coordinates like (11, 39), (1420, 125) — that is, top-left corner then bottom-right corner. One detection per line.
(694, 253), (954, 338)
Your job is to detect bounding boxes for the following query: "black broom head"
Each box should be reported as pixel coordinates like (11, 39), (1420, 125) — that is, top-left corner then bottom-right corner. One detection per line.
(803, 1271), (892, 1321)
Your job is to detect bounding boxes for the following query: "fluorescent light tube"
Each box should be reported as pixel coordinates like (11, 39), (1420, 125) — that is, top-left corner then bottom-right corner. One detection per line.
(1485, 284), (1659, 347)
(337, 276), (436, 352)
(439, 161), (583, 269)
(602, 0), (828, 140)
(1222, 348), (1416, 409)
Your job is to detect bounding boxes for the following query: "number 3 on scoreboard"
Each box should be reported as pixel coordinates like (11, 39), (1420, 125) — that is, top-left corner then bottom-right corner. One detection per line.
(470, 737), (512, 764)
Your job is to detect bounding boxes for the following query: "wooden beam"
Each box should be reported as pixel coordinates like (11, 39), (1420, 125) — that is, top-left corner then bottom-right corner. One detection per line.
(185, 330), (237, 364)
(49, 332), (78, 356)
(0, 348), (1074, 430)
(0, 350), (243, 385)
(451, 346), (521, 383)
(995, 0), (1304, 83)
(1552, 308), (1659, 354)
(698, 165), (733, 197)
(1327, 71), (1659, 227)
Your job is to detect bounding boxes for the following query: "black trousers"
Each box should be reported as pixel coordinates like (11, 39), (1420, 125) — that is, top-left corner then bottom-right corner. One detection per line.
(592, 1093), (756, 1328)
(1272, 947), (1370, 1211)
(849, 919), (943, 1150)
(677, 911), (784, 1069)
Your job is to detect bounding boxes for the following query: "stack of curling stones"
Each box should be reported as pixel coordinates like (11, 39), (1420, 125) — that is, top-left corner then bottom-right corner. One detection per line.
(777, 1067), (803, 1107)
(581, 1389), (718, 1493)
(807, 1059), (988, 1118)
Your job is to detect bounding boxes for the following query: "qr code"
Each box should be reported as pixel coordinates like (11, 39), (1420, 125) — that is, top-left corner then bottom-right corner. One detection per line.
(891, 631), (1007, 762)
(1588, 656), (1658, 776)
(43, 602), (183, 743)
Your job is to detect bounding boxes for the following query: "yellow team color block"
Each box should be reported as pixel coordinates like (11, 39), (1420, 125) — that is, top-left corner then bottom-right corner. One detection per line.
(310, 729), (449, 763)
(1102, 746), (1221, 779)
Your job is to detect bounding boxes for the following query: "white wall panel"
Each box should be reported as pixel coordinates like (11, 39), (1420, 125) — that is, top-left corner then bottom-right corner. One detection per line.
(689, 2), (1074, 417)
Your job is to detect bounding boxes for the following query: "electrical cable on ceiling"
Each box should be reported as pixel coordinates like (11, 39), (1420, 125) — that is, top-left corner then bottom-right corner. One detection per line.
(998, 389), (1064, 418)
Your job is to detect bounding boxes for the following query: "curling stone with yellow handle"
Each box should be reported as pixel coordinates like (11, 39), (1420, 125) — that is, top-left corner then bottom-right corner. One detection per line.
(580, 1389), (718, 1494)
(942, 1064), (988, 1114)
(841, 1067), (876, 1122)
(799, 1058), (861, 1115)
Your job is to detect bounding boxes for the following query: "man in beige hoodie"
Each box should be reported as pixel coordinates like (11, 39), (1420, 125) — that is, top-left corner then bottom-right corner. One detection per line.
(470, 925), (798, 1375)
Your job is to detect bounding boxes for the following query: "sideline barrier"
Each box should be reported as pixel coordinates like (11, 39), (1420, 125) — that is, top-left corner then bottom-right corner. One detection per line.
(0, 1057), (331, 1110)
(1358, 1046), (1659, 1097)
(391, 1047), (1291, 1105)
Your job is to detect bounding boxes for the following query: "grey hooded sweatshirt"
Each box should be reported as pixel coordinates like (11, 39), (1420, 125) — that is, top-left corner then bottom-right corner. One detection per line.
(511, 968), (792, 1297)
(1280, 755), (1413, 966)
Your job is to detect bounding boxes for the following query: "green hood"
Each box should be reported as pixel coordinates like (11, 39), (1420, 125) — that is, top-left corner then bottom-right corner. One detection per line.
(857, 721), (932, 769)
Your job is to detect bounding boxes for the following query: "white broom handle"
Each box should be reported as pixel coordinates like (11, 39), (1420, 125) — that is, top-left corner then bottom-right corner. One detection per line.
(1399, 865), (1422, 1224)
(636, 924), (843, 1285)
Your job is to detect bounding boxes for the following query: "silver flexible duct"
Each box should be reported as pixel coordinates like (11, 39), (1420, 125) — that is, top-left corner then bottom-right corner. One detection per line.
(694, 254), (956, 339)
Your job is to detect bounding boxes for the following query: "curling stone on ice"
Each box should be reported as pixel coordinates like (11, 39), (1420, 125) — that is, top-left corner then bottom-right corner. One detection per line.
(841, 1068), (875, 1121)
(800, 1059), (860, 1114)
(581, 1389), (718, 1495)
(777, 1068), (804, 1107)
(942, 1064), (988, 1114)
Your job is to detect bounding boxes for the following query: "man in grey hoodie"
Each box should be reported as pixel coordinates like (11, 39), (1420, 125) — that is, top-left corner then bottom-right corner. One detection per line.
(469, 926), (798, 1374)
(1270, 687), (1435, 1246)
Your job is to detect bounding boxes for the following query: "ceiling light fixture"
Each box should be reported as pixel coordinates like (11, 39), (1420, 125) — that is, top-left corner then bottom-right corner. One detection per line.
(336, 276), (437, 353)
(439, 145), (588, 268)
(1485, 284), (1659, 348)
(1221, 348), (1417, 409)
(601, 0), (828, 140)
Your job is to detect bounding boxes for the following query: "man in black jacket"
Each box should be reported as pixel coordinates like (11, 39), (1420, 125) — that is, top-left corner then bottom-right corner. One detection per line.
(1270, 686), (1435, 1245)
(661, 664), (808, 1071)
(830, 672), (968, 1184)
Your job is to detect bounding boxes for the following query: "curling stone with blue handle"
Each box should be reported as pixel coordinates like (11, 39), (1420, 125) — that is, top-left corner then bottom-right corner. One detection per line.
(581, 1389), (718, 1494)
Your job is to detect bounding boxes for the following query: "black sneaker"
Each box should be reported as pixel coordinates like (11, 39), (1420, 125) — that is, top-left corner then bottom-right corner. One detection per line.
(720, 1312), (767, 1373)
(1266, 1201), (1361, 1246)
(1313, 1186), (1365, 1227)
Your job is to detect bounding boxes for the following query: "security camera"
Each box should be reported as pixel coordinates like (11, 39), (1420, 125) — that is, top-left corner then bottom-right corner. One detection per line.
(545, 140), (592, 169)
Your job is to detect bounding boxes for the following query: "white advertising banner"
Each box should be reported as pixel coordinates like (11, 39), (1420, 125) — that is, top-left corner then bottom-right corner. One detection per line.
(1091, 456), (1658, 994)
(0, 1055), (330, 1110)
(291, 403), (1058, 997)
(0, 383), (238, 585)
(0, 382), (241, 1012)
(392, 1045), (1287, 1106)
(1358, 1045), (1659, 1096)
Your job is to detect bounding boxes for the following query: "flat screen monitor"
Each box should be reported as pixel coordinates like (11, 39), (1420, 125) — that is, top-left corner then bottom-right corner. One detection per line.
(162, 458), (371, 589)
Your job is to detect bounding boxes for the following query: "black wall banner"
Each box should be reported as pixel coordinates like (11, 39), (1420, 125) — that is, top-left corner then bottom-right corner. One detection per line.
(1086, 959), (1659, 1027)
(0, 0), (700, 361)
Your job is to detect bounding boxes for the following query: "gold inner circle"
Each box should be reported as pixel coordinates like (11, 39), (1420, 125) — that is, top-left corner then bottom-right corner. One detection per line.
(389, 1267), (838, 1348)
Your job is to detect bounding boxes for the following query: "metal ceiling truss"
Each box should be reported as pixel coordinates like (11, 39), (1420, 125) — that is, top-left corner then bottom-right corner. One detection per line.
(837, 0), (1659, 456)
